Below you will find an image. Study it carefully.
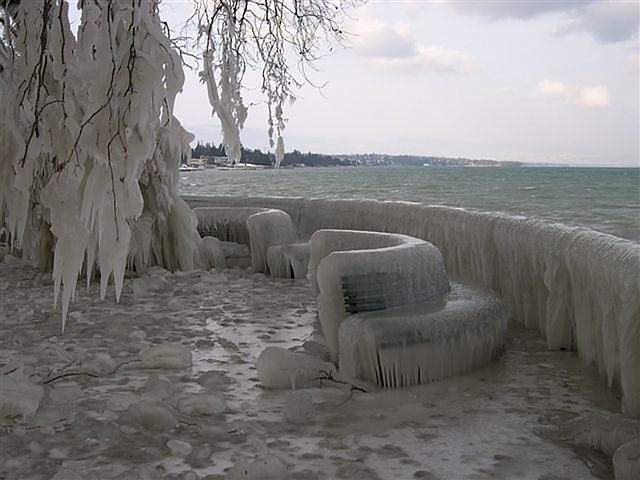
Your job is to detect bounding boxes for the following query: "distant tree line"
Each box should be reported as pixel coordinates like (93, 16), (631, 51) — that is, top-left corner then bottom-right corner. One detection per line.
(191, 142), (353, 167)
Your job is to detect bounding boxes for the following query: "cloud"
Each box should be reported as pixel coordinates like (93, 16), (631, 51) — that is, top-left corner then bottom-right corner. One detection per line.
(450, 0), (638, 43)
(351, 18), (473, 74)
(449, 0), (590, 20)
(537, 80), (611, 108)
(577, 86), (611, 107)
(537, 80), (572, 96)
(558, 1), (640, 43)
(352, 22), (416, 59)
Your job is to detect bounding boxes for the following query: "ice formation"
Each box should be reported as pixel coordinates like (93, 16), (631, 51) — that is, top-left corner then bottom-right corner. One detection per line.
(126, 400), (178, 431)
(194, 207), (265, 245)
(339, 284), (509, 387)
(267, 242), (311, 279)
(0, 2), (203, 331)
(140, 344), (192, 370)
(185, 195), (640, 417)
(563, 412), (640, 480)
(246, 209), (298, 274)
(309, 229), (450, 362)
(200, 236), (226, 269)
(194, 206), (299, 274)
(256, 346), (335, 389)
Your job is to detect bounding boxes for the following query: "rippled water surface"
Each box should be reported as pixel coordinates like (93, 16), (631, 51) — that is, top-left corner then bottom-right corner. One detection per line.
(179, 166), (640, 242)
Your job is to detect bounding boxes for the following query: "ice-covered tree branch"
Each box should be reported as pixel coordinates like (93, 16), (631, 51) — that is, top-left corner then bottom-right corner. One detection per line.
(194, 0), (355, 167)
(0, 0), (356, 332)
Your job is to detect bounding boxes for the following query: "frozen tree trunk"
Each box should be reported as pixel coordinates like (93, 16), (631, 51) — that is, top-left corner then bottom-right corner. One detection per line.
(0, 1), (202, 330)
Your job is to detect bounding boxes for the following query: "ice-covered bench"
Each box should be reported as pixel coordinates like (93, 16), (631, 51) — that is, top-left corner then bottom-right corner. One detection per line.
(339, 284), (509, 387)
(194, 206), (304, 276)
(309, 229), (509, 386)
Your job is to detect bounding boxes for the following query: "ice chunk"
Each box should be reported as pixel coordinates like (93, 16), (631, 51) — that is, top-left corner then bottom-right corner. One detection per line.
(339, 283), (509, 387)
(127, 401), (177, 431)
(0, 373), (44, 419)
(196, 370), (234, 389)
(227, 455), (287, 479)
(142, 373), (175, 401)
(284, 391), (316, 424)
(613, 439), (640, 480)
(141, 344), (192, 369)
(167, 439), (193, 458)
(176, 393), (227, 416)
(256, 346), (335, 389)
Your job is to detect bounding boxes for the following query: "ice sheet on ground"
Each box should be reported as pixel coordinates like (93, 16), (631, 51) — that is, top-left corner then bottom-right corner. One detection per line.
(0, 260), (628, 479)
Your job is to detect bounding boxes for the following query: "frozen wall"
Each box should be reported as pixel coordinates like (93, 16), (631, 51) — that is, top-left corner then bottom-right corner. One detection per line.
(184, 195), (640, 417)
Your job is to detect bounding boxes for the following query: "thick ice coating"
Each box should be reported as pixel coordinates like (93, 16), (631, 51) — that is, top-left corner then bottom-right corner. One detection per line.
(246, 210), (297, 274)
(310, 229), (450, 362)
(339, 283), (509, 387)
(194, 207), (266, 245)
(185, 195), (640, 417)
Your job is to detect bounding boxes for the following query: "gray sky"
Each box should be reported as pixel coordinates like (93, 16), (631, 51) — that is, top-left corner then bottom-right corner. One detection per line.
(169, 1), (639, 166)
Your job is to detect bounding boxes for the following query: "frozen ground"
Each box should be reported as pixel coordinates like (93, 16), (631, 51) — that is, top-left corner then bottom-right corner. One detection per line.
(0, 258), (624, 480)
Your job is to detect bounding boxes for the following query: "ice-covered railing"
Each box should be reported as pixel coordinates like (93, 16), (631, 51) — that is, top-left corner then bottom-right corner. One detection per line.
(309, 229), (450, 361)
(184, 195), (640, 417)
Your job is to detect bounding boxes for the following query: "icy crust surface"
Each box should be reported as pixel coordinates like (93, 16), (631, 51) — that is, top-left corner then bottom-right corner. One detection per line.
(185, 195), (640, 417)
(309, 229), (450, 362)
(0, 259), (629, 479)
(339, 283), (509, 387)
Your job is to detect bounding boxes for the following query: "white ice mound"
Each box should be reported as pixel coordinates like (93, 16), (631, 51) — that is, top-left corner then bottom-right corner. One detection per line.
(141, 344), (192, 369)
(167, 439), (193, 458)
(339, 283), (509, 387)
(0, 372), (44, 419)
(127, 400), (178, 431)
(310, 229), (450, 362)
(256, 346), (335, 389)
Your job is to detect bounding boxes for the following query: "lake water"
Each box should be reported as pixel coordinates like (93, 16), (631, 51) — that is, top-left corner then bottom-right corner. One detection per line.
(179, 166), (640, 242)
